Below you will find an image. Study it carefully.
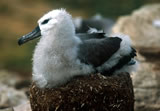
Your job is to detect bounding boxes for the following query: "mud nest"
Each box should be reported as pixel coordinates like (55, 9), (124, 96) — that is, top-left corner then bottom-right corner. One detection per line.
(30, 73), (134, 111)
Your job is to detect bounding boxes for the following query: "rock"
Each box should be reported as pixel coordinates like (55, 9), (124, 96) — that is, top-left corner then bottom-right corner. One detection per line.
(137, 47), (160, 62)
(112, 4), (160, 49)
(0, 108), (13, 111)
(0, 70), (22, 87)
(0, 70), (31, 90)
(13, 102), (31, 111)
(0, 70), (31, 109)
(30, 73), (134, 111)
(0, 102), (31, 111)
(0, 84), (28, 109)
(132, 60), (160, 111)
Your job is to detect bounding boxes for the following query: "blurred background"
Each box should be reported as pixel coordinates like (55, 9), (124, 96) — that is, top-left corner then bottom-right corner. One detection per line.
(0, 0), (160, 111)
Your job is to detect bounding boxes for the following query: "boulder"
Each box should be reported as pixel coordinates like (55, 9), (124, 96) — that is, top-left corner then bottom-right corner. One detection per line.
(132, 56), (160, 111)
(13, 102), (31, 111)
(0, 102), (31, 111)
(30, 73), (134, 111)
(0, 70), (31, 90)
(0, 84), (28, 109)
(0, 70), (22, 87)
(0, 70), (31, 109)
(112, 4), (160, 49)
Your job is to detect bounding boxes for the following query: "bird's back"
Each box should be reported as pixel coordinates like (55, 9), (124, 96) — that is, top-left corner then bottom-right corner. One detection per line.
(77, 34), (137, 75)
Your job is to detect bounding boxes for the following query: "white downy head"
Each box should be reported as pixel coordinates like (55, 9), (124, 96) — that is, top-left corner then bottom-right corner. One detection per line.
(38, 9), (75, 38)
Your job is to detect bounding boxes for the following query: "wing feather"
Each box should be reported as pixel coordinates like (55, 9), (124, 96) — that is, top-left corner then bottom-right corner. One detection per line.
(76, 33), (106, 41)
(77, 37), (122, 68)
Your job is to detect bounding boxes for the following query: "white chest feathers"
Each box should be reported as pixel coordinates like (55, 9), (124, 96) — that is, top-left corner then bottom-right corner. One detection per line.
(32, 34), (94, 88)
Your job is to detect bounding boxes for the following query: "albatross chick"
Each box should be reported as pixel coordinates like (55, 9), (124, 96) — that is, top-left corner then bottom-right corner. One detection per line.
(18, 9), (137, 88)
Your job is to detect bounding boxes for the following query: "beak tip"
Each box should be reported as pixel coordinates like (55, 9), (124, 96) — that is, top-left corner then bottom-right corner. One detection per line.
(18, 25), (41, 46)
(18, 38), (23, 46)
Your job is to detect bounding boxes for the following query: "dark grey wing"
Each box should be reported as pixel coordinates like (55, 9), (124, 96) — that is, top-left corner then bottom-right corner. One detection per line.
(76, 33), (106, 41)
(101, 47), (137, 75)
(77, 37), (122, 68)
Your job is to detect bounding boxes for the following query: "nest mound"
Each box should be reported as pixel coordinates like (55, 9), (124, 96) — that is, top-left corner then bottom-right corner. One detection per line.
(30, 73), (134, 111)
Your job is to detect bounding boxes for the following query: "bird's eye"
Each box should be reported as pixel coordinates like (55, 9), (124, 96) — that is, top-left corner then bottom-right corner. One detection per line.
(41, 18), (51, 25)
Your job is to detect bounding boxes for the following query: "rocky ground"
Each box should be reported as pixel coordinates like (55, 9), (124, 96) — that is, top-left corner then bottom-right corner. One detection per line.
(0, 70), (31, 111)
(113, 4), (160, 111)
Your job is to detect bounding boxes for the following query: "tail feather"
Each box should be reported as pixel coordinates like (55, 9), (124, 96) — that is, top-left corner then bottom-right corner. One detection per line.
(101, 47), (137, 76)
(127, 59), (136, 65)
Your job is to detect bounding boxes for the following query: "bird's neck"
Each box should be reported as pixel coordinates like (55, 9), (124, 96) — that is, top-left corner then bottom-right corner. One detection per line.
(51, 31), (80, 48)
(36, 29), (81, 58)
(33, 30), (82, 76)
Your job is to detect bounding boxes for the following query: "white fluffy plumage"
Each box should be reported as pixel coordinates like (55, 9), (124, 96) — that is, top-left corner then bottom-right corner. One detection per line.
(30, 9), (137, 88)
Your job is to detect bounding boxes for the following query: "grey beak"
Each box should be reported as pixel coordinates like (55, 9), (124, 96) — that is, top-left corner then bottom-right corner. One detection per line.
(18, 26), (41, 45)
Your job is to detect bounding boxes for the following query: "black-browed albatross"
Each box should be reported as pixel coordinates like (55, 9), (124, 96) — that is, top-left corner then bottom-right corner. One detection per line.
(18, 9), (137, 88)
